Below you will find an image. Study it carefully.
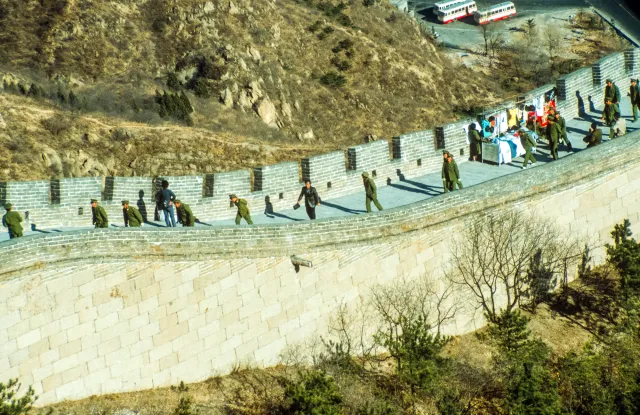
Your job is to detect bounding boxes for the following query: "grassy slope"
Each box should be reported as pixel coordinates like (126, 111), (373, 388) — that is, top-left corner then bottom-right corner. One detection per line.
(0, 0), (502, 181)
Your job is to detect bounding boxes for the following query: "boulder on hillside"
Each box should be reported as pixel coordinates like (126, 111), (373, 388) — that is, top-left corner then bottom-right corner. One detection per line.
(254, 97), (278, 128)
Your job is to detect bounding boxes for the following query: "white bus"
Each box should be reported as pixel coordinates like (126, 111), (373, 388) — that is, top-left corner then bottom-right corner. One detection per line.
(437, 0), (477, 23)
(433, 0), (464, 15)
(474, 2), (517, 25)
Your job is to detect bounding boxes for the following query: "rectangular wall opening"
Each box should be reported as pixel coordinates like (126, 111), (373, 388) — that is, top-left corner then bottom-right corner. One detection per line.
(372, 170), (377, 178)
(327, 181), (332, 189)
(417, 159), (422, 167)
(279, 192), (284, 200)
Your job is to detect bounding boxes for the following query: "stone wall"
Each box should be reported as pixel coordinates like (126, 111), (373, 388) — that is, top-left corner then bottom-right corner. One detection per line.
(2, 131), (640, 406)
(1, 50), (639, 230)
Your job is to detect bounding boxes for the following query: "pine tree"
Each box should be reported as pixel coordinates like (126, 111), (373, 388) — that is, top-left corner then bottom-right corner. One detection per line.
(28, 83), (42, 98)
(167, 72), (181, 91)
(180, 91), (193, 114)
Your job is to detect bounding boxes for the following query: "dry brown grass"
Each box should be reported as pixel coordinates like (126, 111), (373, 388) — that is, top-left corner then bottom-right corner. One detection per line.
(0, 0), (504, 181)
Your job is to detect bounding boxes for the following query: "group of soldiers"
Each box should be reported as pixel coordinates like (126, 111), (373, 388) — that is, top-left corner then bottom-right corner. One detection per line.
(89, 198), (194, 229)
(602, 78), (640, 138)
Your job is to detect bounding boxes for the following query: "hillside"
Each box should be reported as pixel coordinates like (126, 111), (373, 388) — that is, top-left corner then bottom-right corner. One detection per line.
(0, 0), (503, 181)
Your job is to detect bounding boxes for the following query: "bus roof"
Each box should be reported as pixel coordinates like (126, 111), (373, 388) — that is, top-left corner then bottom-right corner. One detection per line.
(434, 0), (464, 9)
(478, 1), (515, 12)
(436, 0), (475, 11)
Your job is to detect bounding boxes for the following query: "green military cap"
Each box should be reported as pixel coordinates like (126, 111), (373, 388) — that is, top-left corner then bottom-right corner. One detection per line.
(90, 199), (98, 203)
(4, 203), (12, 210)
(229, 194), (237, 199)
(175, 199), (181, 204)
(605, 78), (612, 83)
(605, 96), (613, 102)
(361, 172), (369, 178)
(121, 200), (129, 205)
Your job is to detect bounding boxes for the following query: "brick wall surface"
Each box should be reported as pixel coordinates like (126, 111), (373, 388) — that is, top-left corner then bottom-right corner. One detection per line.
(2, 129), (640, 406)
(301, 151), (348, 193)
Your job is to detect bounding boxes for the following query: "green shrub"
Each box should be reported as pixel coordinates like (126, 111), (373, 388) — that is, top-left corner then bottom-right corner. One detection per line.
(0, 379), (37, 415)
(27, 83), (43, 98)
(167, 72), (182, 91)
(68, 90), (79, 108)
(308, 20), (323, 33)
(320, 71), (347, 87)
(331, 57), (352, 71)
(363, 0), (376, 6)
(17, 83), (27, 95)
(173, 397), (195, 415)
(284, 371), (343, 415)
(606, 219), (640, 294)
(190, 78), (211, 98)
(318, 25), (335, 40)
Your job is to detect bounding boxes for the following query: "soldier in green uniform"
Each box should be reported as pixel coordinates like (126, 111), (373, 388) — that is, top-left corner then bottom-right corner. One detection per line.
(444, 154), (462, 191)
(175, 200), (195, 227)
(230, 194), (253, 225)
(469, 124), (482, 162)
(122, 200), (143, 227)
(546, 115), (561, 160)
(604, 79), (621, 106)
(362, 172), (383, 213)
(629, 78), (639, 122)
(602, 97), (620, 138)
(91, 199), (109, 228)
(583, 122), (602, 148)
(519, 129), (537, 169)
(555, 110), (572, 151)
(2, 203), (24, 239)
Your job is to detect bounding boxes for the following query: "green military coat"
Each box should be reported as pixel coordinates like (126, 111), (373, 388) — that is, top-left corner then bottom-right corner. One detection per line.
(605, 83), (621, 104)
(177, 204), (195, 227)
(520, 132), (535, 151)
(444, 161), (459, 182)
(470, 129), (482, 156)
(547, 123), (562, 143)
(364, 177), (377, 197)
(556, 116), (567, 138)
(630, 84), (640, 105)
(602, 103), (618, 125)
(586, 129), (602, 147)
(92, 205), (109, 228)
(124, 206), (143, 227)
(3, 211), (24, 238)
(234, 198), (250, 215)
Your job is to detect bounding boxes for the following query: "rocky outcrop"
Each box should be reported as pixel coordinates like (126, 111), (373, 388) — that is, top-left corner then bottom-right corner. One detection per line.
(254, 97), (278, 128)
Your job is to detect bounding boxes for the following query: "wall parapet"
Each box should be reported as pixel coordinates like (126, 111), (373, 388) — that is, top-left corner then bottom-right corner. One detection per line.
(2, 130), (640, 278)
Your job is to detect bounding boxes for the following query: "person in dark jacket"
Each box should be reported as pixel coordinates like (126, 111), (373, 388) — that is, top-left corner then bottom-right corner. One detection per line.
(2, 203), (23, 238)
(122, 200), (144, 227)
(157, 180), (176, 227)
(175, 200), (195, 227)
(297, 180), (321, 220)
(91, 199), (109, 228)
(469, 124), (482, 162)
(362, 172), (383, 213)
(629, 78), (639, 122)
(583, 123), (602, 148)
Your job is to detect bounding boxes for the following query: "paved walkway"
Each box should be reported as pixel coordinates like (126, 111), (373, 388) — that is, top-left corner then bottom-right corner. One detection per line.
(2, 100), (638, 241)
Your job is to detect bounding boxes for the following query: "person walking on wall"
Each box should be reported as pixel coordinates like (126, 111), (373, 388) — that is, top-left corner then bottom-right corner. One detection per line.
(297, 179), (321, 220)
(157, 180), (177, 227)
(362, 172), (383, 213)
(583, 123), (602, 148)
(602, 97), (620, 138)
(175, 200), (195, 227)
(519, 129), (537, 169)
(604, 78), (621, 107)
(122, 200), (143, 227)
(231, 194), (253, 225)
(2, 203), (23, 239)
(469, 124), (482, 162)
(444, 154), (463, 191)
(441, 150), (451, 192)
(629, 78), (639, 122)
(555, 110), (572, 151)
(91, 199), (109, 228)
(546, 115), (561, 160)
